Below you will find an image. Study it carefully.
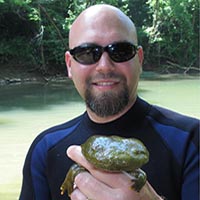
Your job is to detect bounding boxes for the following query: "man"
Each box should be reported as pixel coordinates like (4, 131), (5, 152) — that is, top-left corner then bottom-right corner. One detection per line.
(19, 4), (199, 200)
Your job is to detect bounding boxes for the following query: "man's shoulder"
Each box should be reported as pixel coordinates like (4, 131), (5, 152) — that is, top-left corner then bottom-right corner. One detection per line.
(28, 114), (85, 152)
(149, 104), (199, 132)
(42, 114), (84, 135)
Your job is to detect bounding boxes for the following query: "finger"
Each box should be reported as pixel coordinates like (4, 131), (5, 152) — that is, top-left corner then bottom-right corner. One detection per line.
(67, 145), (134, 189)
(74, 172), (140, 200)
(70, 188), (88, 200)
(67, 145), (116, 178)
(74, 171), (115, 200)
(67, 145), (95, 170)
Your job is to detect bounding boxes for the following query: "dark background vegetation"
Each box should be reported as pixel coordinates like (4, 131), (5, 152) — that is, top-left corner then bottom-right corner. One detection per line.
(0, 0), (199, 78)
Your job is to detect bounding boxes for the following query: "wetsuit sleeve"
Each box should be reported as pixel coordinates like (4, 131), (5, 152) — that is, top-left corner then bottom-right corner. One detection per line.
(19, 120), (81, 200)
(181, 124), (199, 200)
(19, 139), (51, 200)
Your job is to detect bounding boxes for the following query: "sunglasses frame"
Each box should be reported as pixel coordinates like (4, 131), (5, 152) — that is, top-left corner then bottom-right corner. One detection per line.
(69, 42), (138, 65)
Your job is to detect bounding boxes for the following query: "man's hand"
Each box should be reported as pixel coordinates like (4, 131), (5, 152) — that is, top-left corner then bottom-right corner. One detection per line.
(67, 145), (163, 200)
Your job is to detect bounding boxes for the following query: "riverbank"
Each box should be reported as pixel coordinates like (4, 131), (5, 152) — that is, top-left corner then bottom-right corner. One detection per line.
(0, 64), (67, 85)
(0, 64), (199, 85)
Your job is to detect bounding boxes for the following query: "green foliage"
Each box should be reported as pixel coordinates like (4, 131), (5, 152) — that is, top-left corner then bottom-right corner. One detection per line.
(28, 7), (40, 21)
(64, 0), (130, 31)
(144, 0), (199, 68)
(0, 0), (199, 74)
(0, 0), (38, 64)
(0, 37), (34, 63)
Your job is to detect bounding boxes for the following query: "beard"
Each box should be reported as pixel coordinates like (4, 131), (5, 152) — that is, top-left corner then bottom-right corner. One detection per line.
(85, 73), (129, 117)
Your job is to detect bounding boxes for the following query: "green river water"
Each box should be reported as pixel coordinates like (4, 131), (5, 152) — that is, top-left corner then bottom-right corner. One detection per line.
(0, 76), (199, 199)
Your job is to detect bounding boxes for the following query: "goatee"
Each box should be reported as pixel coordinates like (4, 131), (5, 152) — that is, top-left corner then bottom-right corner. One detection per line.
(85, 74), (129, 117)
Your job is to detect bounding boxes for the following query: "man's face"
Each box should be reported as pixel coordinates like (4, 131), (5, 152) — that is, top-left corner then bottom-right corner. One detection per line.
(66, 10), (143, 118)
(84, 71), (129, 117)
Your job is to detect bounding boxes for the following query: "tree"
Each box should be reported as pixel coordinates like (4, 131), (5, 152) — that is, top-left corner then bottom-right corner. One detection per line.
(0, 0), (130, 73)
(64, 0), (130, 31)
(144, 0), (199, 71)
(0, 0), (199, 75)
(0, 0), (38, 64)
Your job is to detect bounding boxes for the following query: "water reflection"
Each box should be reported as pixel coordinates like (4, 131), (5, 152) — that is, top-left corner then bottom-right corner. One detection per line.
(0, 77), (199, 117)
(0, 80), (82, 111)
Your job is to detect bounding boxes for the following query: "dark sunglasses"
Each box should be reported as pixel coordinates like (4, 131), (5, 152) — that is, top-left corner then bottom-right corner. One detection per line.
(69, 42), (138, 65)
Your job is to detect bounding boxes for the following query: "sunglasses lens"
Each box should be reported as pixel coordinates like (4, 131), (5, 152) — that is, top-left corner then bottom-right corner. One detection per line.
(70, 45), (102, 65)
(108, 43), (137, 62)
(70, 42), (137, 65)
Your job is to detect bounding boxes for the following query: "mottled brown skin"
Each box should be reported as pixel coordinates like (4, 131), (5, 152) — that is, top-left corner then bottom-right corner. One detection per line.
(60, 135), (149, 196)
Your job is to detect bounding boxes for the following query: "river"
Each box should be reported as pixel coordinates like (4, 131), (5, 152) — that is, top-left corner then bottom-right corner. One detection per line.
(0, 76), (199, 199)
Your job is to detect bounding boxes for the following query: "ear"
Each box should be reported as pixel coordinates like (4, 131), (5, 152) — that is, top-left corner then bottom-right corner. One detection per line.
(137, 46), (144, 65)
(65, 51), (72, 78)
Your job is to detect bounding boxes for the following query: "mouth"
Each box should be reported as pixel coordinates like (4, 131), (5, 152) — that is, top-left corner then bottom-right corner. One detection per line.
(92, 80), (120, 90)
(94, 81), (118, 86)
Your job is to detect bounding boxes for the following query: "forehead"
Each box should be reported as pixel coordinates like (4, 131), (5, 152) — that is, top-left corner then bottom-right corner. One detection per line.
(73, 27), (131, 47)
(69, 8), (136, 48)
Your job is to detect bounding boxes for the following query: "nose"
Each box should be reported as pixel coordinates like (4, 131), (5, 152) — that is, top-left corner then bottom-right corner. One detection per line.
(95, 52), (115, 72)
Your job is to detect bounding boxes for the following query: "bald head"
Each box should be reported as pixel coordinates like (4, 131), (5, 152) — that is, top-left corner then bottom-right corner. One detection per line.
(69, 4), (138, 48)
